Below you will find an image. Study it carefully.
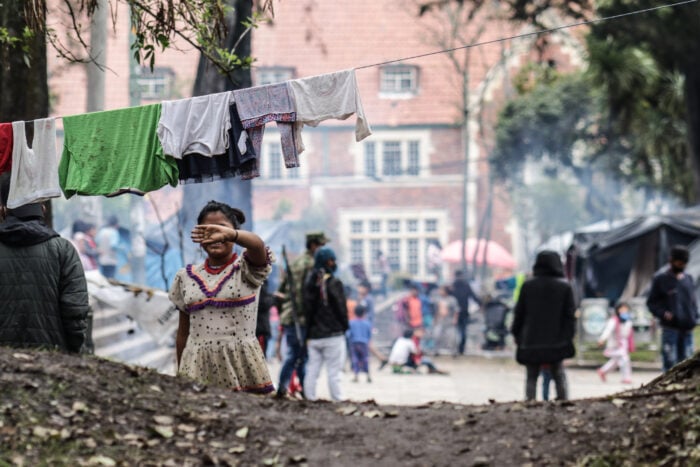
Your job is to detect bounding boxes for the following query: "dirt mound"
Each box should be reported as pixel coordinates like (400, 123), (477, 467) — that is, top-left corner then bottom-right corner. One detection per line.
(0, 347), (698, 466)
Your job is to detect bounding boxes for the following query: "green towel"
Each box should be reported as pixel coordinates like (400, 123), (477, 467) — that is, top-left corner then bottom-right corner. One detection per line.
(59, 104), (178, 198)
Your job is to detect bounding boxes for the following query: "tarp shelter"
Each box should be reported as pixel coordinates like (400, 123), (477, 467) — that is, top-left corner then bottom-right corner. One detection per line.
(572, 208), (700, 305)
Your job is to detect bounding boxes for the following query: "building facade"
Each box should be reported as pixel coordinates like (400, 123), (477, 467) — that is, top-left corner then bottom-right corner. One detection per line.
(47, 1), (585, 285)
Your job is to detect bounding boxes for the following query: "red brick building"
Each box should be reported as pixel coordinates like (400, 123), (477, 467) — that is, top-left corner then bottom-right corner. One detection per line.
(48, 1), (585, 283)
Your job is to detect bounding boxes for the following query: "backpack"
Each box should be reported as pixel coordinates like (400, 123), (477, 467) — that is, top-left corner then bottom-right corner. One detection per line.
(615, 318), (635, 353)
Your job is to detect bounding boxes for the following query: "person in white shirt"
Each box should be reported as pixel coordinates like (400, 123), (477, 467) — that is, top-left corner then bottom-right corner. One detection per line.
(95, 215), (121, 279)
(388, 329), (448, 375)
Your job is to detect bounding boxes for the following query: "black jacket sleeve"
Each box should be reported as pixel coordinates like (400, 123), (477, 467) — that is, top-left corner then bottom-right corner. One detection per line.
(646, 274), (667, 321)
(328, 277), (349, 332)
(561, 285), (576, 341)
(58, 240), (89, 353)
(511, 285), (526, 341)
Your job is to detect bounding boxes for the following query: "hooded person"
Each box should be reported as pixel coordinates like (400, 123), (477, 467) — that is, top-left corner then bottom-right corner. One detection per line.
(511, 250), (576, 401)
(302, 246), (349, 401)
(0, 172), (89, 353)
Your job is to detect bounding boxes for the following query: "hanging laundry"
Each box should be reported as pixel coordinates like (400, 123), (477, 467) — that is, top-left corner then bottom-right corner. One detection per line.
(7, 118), (61, 209)
(177, 103), (258, 183)
(233, 82), (299, 169)
(0, 123), (12, 175)
(59, 104), (178, 198)
(157, 91), (233, 159)
(288, 69), (372, 154)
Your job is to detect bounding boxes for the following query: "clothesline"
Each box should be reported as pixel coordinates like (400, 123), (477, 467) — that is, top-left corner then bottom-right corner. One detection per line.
(355, 0), (697, 70)
(42, 0), (694, 123)
(0, 0), (694, 208)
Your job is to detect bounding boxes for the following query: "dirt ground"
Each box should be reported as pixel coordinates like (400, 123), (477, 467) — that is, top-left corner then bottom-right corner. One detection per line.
(0, 347), (699, 466)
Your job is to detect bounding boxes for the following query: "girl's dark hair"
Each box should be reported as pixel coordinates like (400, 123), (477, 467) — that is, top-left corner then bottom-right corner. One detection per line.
(614, 301), (629, 314)
(197, 201), (246, 229)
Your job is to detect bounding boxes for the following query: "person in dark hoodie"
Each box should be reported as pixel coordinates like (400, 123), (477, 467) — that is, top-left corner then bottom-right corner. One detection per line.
(303, 246), (349, 401)
(0, 173), (89, 353)
(646, 245), (698, 372)
(511, 250), (576, 401)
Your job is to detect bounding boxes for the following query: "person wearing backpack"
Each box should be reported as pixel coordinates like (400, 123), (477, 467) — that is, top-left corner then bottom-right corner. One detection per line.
(596, 302), (634, 384)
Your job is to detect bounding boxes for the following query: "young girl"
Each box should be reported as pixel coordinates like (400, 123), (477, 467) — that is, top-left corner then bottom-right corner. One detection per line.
(169, 200), (275, 393)
(597, 302), (634, 384)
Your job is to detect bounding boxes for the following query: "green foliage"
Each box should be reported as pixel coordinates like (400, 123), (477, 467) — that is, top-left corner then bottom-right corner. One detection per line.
(491, 67), (599, 185)
(20, 1), (272, 74)
(0, 26), (35, 68)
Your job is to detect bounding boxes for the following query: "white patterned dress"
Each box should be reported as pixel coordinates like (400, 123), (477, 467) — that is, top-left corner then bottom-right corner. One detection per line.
(169, 249), (275, 393)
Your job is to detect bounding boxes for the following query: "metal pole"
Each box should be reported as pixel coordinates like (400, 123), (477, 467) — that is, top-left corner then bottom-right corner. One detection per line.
(460, 78), (470, 275)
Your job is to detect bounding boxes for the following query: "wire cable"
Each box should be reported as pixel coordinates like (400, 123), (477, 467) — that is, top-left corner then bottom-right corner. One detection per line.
(356, 0), (698, 70)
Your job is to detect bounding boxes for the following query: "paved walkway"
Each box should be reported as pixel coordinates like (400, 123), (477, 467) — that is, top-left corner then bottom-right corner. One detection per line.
(267, 355), (660, 406)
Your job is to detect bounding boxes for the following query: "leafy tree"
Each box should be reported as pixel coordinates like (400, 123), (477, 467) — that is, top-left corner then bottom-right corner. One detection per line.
(425, 0), (700, 202)
(588, 0), (698, 202)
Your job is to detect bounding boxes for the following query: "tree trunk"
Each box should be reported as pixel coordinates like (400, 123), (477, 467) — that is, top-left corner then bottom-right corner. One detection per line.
(0, 0), (50, 224)
(180, 0), (254, 264)
(0, 1), (48, 122)
(683, 64), (700, 204)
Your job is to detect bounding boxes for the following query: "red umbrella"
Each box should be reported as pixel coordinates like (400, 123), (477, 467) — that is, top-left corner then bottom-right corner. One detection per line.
(440, 238), (516, 269)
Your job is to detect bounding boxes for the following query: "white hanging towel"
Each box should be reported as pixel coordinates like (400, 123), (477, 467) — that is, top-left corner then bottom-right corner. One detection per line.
(288, 69), (372, 154)
(157, 91), (234, 159)
(7, 118), (61, 209)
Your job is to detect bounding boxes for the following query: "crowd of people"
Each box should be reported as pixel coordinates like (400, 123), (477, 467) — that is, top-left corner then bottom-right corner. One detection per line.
(0, 184), (697, 403)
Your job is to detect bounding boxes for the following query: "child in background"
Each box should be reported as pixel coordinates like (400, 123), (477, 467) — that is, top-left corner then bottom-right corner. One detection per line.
(597, 302), (634, 384)
(347, 305), (372, 382)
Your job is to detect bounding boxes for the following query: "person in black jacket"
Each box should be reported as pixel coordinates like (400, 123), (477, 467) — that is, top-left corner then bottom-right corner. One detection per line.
(256, 278), (275, 358)
(450, 269), (482, 356)
(511, 250), (576, 401)
(303, 246), (349, 401)
(0, 173), (89, 353)
(646, 245), (698, 372)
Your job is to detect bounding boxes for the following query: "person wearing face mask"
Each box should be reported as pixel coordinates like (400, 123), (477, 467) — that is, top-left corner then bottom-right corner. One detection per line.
(596, 302), (634, 384)
(647, 245), (699, 372)
(302, 246), (349, 401)
(169, 200), (275, 393)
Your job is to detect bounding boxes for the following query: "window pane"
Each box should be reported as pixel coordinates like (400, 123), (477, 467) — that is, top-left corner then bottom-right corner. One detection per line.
(382, 141), (402, 176)
(268, 143), (282, 179)
(370, 240), (382, 274)
(388, 219), (400, 232)
(287, 166), (300, 179)
(364, 142), (376, 178)
(380, 66), (418, 93)
(408, 239), (419, 275)
(407, 141), (420, 175)
(256, 67), (294, 85)
(407, 219), (418, 232)
(351, 220), (363, 234)
(388, 239), (400, 271)
(425, 219), (438, 232)
(351, 239), (364, 264)
(369, 220), (381, 233)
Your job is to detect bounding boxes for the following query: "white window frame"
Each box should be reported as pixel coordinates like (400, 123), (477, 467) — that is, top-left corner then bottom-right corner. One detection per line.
(255, 66), (295, 86)
(340, 208), (449, 281)
(256, 132), (308, 182)
(379, 65), (419, 96)
(357, 130), (431, 179)
(136, 66), (175, 101)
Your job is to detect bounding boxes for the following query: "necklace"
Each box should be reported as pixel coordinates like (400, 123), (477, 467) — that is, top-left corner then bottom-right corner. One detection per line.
(204, 254), (237, 274)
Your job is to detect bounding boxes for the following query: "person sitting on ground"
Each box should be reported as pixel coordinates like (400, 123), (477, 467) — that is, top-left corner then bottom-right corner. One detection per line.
(347, 305), (372, 383)
(388, 328), (448, 375)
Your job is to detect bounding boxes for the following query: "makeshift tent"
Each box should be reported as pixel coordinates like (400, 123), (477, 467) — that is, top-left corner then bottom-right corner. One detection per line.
(571, 208), (700, 305)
